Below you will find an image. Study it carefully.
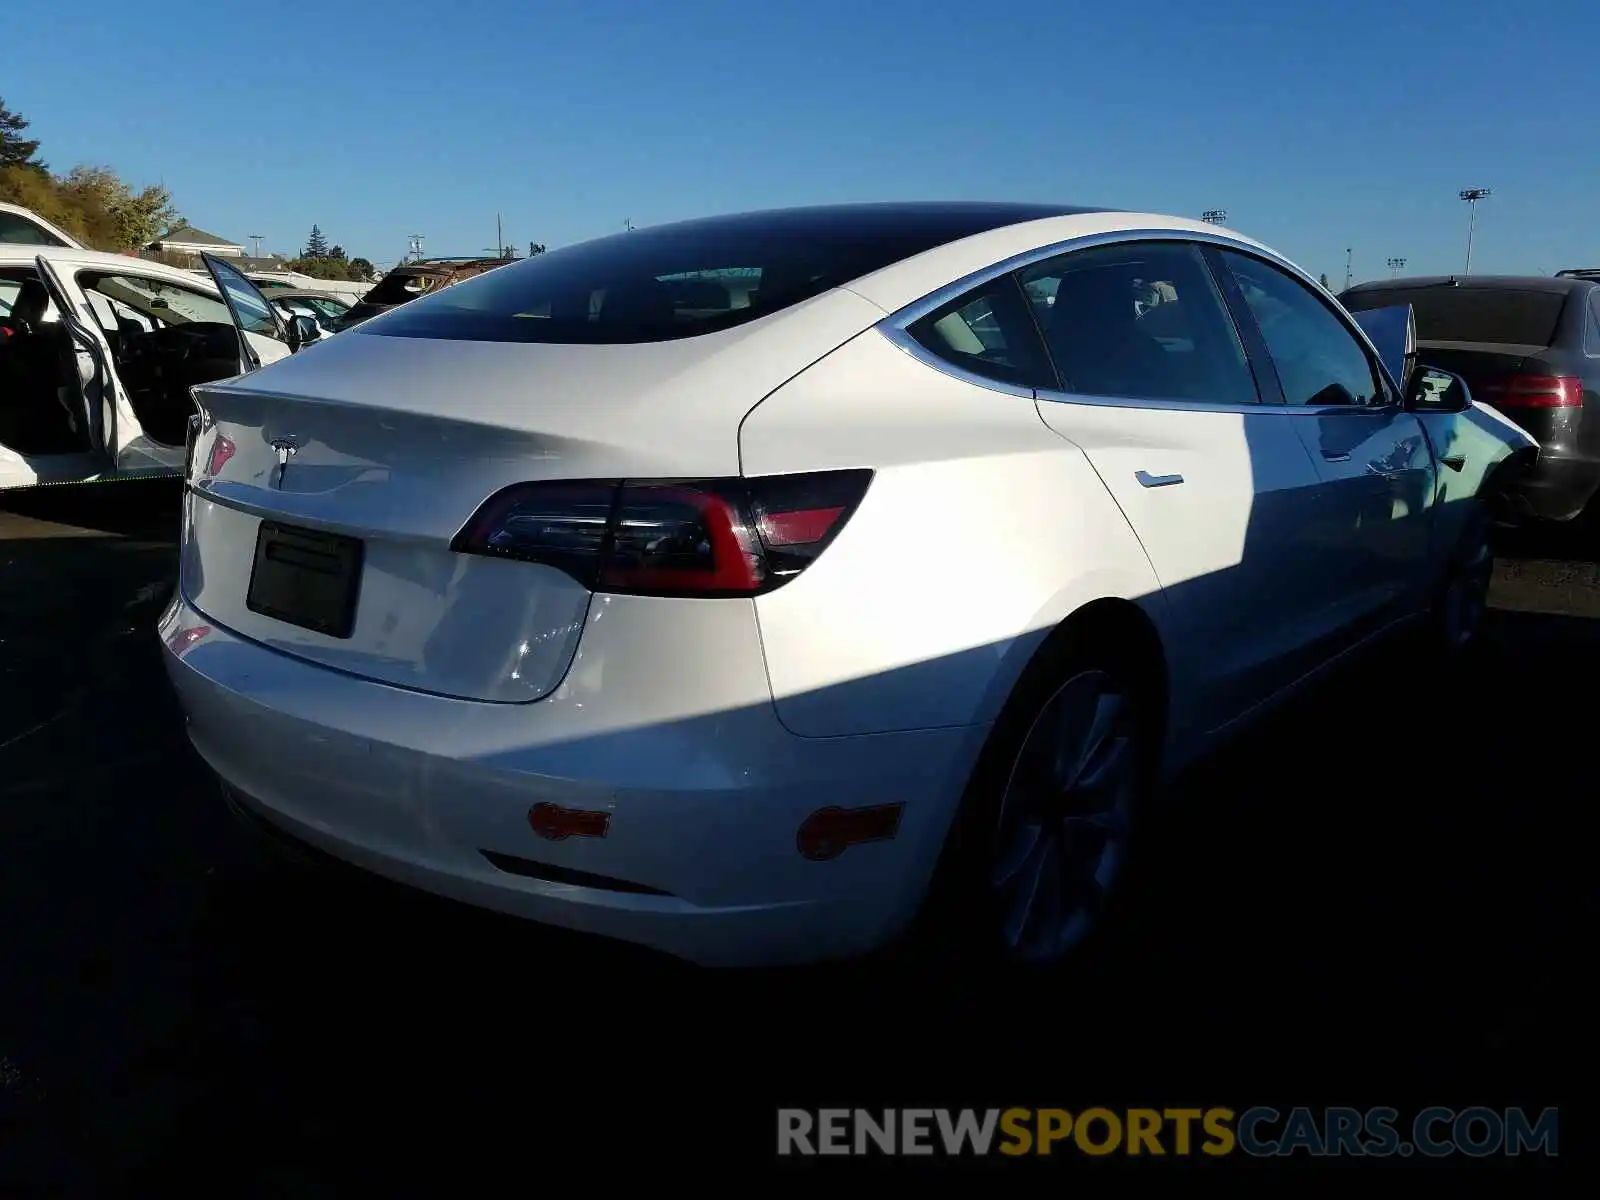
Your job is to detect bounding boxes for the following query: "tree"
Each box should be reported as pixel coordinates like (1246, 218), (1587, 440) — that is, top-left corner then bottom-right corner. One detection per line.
(528, 242), (546, 257)
(0, 96), (42, 170)
(1318, 273), (1332, 290)
(57, 165), (180, 249)
(349, 257), (375, 280)
(304, 224), (329, 259)
(326, 244), (347, 262)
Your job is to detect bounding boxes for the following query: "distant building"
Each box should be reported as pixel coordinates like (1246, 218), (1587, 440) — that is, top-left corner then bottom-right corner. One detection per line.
(142, 225), (246, 267)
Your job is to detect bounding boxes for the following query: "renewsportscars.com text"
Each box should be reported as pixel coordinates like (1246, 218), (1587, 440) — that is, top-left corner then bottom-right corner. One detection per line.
(777, 1106), (1559, 1157)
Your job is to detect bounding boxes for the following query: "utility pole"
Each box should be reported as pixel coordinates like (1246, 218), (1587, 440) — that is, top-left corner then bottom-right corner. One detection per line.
(1459, 188), (1490, 273)
(1387, 256), (1407, 277)
(624, 218), (635, 232)
(248, 234), (264, 257)
(1201, 209), (1227, 225)
(496, 212), (503, 256)
(1344, 247), (1353, 291)
(407, 233), (424, 261)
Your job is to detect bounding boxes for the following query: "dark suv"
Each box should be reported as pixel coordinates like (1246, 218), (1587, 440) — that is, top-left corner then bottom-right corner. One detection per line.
(334, 256), (516, 331)
(1340, 275), (1600, 522)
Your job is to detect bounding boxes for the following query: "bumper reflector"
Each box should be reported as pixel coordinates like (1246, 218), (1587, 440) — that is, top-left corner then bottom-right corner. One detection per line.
(797, 804), (905, 861)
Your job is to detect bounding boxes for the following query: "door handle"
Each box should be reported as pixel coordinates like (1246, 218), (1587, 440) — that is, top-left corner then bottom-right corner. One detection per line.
(1439, 454), (1466, 472)
(1135, 470), (1184, 488)
(1322, 452), (1352, 463)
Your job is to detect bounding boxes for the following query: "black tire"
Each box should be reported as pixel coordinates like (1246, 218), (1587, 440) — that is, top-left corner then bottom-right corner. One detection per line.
(897, 631), (1163, 978)
(1426, 497), (1494, 657)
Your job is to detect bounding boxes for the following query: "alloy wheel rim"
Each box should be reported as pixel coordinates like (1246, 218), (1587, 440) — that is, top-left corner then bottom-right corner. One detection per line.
(991, 669), (1139, 963)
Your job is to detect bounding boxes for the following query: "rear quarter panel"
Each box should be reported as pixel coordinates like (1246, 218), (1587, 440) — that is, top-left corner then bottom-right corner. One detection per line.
(739, 328), (1163, 738)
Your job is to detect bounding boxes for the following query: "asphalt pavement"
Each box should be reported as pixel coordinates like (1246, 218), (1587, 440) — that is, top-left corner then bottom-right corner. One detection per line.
(0, 479), (1590, 1188)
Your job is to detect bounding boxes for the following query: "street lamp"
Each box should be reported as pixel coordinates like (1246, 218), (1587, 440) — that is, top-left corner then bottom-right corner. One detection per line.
(1459, 188), (1490, 273)
(1387, 256), (1407, 277)
(1201, 209), (1227, 224)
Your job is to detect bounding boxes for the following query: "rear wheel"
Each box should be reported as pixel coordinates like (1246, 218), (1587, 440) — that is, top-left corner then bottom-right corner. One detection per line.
(907, 636), (1161, 974)
(1431, 499), (1494, 654)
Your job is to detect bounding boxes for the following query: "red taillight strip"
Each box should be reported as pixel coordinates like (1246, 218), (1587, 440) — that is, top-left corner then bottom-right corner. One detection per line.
(596, 485), (763, 592)
(759, 506), (845, 547)
(1497, 375), (1583, 408)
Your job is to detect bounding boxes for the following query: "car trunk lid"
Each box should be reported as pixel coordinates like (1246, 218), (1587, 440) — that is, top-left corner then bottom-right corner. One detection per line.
(180, 289), (883, 702)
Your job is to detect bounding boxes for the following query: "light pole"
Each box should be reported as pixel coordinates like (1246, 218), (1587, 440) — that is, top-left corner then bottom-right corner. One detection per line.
(1201, 209), (1227, 224)
(1459, 188), (1490, 273)
(1344, 247), (1353, 291)
(1387, 256), (1407, 277)
(248, 234), (264, 258)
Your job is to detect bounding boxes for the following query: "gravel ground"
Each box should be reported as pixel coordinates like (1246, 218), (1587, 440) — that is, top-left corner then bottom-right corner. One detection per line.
(0, 479), (1589, 1187)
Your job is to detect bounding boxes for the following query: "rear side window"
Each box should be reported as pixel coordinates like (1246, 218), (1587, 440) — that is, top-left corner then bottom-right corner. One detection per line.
(906, 277), (1054, 389)
(362, 206), (1085, 345)
(1587, 292), (1600, 355)
(1344, 287), (1567, 346)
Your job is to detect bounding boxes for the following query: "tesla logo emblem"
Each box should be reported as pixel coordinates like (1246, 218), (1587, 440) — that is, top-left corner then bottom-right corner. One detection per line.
(270, 437), (299, 487)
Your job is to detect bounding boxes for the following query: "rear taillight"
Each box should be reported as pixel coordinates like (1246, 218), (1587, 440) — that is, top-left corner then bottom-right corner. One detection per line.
(451, 470), (872, 597)
(1488, 375), (1584, 409)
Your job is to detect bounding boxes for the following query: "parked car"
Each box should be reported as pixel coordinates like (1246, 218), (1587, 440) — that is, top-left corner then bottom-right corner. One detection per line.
(269, 289), (353, 338)
(161, 203), (1536, 970)
(1, 247), (322, 489)
(1341, 274), (1600, 522)
(0, 201), (83, 249)
(332, 256), (515, 330)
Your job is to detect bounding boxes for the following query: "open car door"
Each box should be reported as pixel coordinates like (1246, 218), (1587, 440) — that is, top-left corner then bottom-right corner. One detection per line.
(1349, 303), (1415, 393)
(201, 252), (306, 368)
(31, 255), (183, 475)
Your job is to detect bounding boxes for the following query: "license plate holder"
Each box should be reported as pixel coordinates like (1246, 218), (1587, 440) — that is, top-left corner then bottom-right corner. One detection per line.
(246, 521), (363, 639)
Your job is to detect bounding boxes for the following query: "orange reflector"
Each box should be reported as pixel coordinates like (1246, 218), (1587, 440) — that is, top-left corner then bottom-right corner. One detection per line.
(796, 803), (905, 861)
(528, 802), (610, 841)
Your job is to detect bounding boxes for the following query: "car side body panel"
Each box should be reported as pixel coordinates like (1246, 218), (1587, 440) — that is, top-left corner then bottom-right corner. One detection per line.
(739, 328), (1166, 741)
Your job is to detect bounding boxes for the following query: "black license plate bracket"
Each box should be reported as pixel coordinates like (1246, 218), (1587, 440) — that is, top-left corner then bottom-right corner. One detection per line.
(245, 521), (363, 639)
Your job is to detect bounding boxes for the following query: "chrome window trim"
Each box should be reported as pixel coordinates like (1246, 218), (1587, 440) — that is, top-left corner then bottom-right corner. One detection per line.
(876, 226), (1405, 413)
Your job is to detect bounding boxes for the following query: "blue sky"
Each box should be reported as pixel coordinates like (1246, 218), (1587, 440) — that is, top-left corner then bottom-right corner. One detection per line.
(4, 0), (1591, 278)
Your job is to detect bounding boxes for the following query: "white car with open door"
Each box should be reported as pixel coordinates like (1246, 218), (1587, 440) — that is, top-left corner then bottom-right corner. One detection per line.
(0, 247), (321, 490)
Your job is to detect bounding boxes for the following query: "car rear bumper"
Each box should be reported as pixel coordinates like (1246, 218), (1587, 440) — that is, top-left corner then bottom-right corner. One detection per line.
(158, 591), (986, 968)
(1507, 452), (1600, 522)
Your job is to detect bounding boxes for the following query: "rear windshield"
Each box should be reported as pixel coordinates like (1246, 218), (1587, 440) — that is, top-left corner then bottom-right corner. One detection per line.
(1342, 287), (1567, 346)
(361, 204), (1087, 344)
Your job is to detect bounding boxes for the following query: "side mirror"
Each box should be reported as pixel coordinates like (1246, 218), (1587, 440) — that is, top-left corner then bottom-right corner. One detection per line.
(1406, 365), (1471, 413)
(286, 313), (321, 352)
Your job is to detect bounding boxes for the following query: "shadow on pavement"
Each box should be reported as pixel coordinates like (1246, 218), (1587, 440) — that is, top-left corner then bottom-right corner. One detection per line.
(0, 483), (1591, 1188)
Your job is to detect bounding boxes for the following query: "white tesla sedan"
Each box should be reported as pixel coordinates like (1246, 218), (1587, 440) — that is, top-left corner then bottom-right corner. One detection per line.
(159, 203), (1537, 968)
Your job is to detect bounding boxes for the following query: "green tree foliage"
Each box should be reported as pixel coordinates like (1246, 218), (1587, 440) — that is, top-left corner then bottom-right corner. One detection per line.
(303, 224), (329, 258)
(1318, 272), (1332, 290)
(0, 98), (180, 251)
(289, 229), (374, 279)
(0, 96), (42, 168)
